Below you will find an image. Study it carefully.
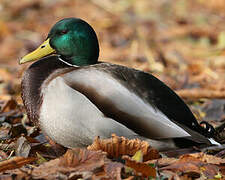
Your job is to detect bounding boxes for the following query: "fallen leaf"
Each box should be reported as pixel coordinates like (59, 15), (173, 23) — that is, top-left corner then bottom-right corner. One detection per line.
(0, 156), (36, 172)
(29, 148), (122, 179)
(190, 152), (225, 164)
(160, 153), (224, 179)
(176, 88), (225, 99)
(15, 136), (31, 157)
(87, 134), (160, 161)
(104, 162), (124, 180)
(0, 99), (17, 113)
(146, 157), (178, 167)
(123, 155), (156, 177)
(59, 148), (107, 169)
(202, 164), (220, 179)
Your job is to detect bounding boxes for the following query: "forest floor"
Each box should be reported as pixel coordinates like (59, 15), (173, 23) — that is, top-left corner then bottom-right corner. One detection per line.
(0, 0), (225, 179)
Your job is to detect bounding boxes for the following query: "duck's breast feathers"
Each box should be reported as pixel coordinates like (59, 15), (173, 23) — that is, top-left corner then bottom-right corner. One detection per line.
(61, 63), (209, 143)
(21, 56), (75, 125)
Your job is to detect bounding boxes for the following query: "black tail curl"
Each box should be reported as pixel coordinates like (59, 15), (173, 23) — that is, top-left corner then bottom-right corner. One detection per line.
(200, 121), (216, 138)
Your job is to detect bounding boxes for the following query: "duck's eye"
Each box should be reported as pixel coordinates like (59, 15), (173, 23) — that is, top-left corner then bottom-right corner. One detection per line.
(60, 30), (68, 35)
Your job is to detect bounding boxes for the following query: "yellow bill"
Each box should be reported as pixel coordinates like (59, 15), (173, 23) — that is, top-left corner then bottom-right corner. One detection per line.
(20, 38), (56, 64)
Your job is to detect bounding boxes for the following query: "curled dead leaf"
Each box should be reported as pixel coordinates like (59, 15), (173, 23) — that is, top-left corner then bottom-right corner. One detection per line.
(122, 155), (156, 178)
(87, 134), (160, 161)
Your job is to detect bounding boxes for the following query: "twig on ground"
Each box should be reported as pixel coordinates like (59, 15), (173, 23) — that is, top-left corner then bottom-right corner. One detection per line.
(176, 89), (225, 99)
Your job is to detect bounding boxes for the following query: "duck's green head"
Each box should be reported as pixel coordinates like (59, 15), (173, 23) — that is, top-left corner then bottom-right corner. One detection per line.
(20, 18), (99, 66)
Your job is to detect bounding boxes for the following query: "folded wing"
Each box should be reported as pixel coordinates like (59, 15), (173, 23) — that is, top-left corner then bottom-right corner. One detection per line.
(62, 63), (210, 144)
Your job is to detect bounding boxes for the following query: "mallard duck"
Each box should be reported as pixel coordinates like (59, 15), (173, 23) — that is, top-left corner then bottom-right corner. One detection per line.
(20, 18), (218, 150)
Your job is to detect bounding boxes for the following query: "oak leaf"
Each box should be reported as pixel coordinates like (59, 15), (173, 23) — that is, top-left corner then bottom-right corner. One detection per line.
(87, 134), (160, 161)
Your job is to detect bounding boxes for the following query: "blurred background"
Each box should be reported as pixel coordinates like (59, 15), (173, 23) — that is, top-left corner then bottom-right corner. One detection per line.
(0, 0), (225, 126)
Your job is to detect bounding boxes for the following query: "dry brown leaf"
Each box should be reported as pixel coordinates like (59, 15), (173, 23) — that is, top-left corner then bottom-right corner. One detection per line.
(0, 150), (8, 160)
(1, 0), (225, 179)
(104, 162), (124, 180)
(202, 164), (220, 179)
(179, 173), (199, 180)
(147, 157), (178, 167)
(59, 148), (107, 169)
(220, 165), (225, 176)
(160, 153), (223, 179)
(87, 134), (160, 161)
(0, 148), (123, 179)
(15, 136), (31, 157)
(160, 160), (200, 173)
(29, 149), (107, 179)
(123, 155), (156, 177)
(30, 148), (123, 179)
(189, 152), (225, 165)
(0, 98), (17, 113)
(0, 156), (36, 172)
(0, 170), (30, 180)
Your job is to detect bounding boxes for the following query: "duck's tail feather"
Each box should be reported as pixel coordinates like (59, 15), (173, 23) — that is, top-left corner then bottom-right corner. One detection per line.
(208, 138), (221, 145)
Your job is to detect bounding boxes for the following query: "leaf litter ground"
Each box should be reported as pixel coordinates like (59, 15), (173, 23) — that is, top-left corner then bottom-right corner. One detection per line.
(0, 0), (225, 179)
